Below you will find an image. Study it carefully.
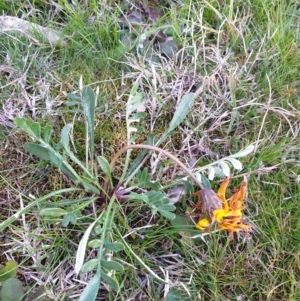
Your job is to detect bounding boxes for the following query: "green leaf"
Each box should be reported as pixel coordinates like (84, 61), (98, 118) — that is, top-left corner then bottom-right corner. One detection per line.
(101, 260), (124, 271)
(165, 288), (191, 301)
(24, 143), (50, 161)
(158, 210), (176, 220)
(82, 86), (96, 159)
(82, 259), (98, 272)
(167, 93), (195, 133)
(75, 218), (101, 275)
(88, 239), (102, 248)
(0, 278), (24, 301)
(229, 144), (255, 158)
(130, 112), (147, 120)
(60, 124), (72, 147)
(14, 118), (37, 139)
(0, 261), (17, 282)
(62, 214), (71, 227)
(135, 169), (161, 190)
(104, 241), (124, 252)
(67, 92), (81, 101)
(31, 122), (41, 138)
(70, 212), (77, 225)
(43, 125), (53, 143)
(97, 156), (112, 184)
(225, 157), (243, 170)
(157, 205), (176, 212)
(39, 208), (68, 216)
(78, 273), (101, 301)
(127, 92), (144, 115)
(101, 271), (120, 292)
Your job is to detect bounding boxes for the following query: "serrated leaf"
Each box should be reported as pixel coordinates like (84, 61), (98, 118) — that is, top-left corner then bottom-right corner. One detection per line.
(0, 278), (23, 301)
(101, 271), (120, 292)
(229, 144), (255, 158)
(0, 261), (17, 282)
(82, 259), (99, 272)
(101, 260), (124, 271)
(167, 93), (195, 133)
(219, 161), (230, 177)
(24, 143), (50, 161)
(75, 219), (99, 275)
(39, 208), (68, 216)
(78, 273), (101, 301)
(43, 125), (53, 143)
(225, 157), (243, 170)
(104, 241), (124, 252)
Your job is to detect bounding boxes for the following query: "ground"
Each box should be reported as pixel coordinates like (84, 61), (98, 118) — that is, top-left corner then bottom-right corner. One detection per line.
(0, 1), (299, 300)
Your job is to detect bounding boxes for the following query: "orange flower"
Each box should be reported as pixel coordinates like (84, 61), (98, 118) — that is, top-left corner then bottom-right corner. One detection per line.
(195, 178), (250, 238)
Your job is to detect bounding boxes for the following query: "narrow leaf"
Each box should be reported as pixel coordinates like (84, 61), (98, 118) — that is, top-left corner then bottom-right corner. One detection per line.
(97, 156), (112, 182)
(43, 125), (53, 143)
(39, 208), (68, 216)
(219, 161), (230, 177)
(101, 271), (120, 292)
(78, 273), (101, 301)
(75, 219), (100, 275)
(82, 86), (96, 159)
(167, 93), (195, 133)
(60, 124), (72, 147)
(229, 144), (255, 158)
(207, 166), (215, 180)
(225, 157), (243, 170)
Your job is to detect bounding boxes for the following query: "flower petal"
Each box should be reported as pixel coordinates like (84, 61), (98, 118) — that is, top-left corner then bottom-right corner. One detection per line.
(230, 181), (247, 210)
(196, 218), (211, 230)
(217, 178), (230, 210)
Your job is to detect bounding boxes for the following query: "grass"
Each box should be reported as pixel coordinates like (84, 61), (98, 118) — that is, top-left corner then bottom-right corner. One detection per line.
(1, 0), (300, 300)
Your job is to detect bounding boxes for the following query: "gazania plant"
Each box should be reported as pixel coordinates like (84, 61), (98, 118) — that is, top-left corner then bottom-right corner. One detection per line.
(194, 178), (251, 239)
(1, 79), (255, 300)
